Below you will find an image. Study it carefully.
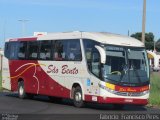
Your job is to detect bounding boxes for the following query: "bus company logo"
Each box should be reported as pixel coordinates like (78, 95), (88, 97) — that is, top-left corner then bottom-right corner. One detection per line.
(118, 87), (137, 92)
(140, 86), (149, 92)
(47, 65), (59, 74)
(47, 64), (78, 74)
(127, 92), (132, 96)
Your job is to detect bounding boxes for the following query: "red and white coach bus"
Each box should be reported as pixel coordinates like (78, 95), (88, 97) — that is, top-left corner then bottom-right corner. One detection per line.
(2, 31), (150, 108)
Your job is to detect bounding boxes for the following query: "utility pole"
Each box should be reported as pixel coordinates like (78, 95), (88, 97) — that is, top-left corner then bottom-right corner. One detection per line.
(3, 20), (6, 48)
(142, 0), (146, 44)
(128, 30), (130, 36)
(154, 40), (156, 52)
(153, 38), (157, 52)
(18, 19), (29, 37)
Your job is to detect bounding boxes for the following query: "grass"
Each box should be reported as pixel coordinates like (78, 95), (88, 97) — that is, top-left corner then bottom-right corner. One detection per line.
(149, 72), (160, 107)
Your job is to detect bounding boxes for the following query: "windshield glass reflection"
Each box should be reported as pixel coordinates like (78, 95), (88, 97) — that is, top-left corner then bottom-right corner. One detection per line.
(103, 46), (149, 86)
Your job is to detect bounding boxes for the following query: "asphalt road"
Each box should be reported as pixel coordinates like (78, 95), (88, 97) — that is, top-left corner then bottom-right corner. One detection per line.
(0, 91), (160, 120)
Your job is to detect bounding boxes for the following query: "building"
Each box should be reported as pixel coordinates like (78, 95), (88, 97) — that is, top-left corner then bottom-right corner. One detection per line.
(0, 49), (3, 71)
(147, 50), (160, 71)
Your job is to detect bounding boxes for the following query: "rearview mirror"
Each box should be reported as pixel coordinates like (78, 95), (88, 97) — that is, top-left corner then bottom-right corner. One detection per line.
(95, 45), (106, 64)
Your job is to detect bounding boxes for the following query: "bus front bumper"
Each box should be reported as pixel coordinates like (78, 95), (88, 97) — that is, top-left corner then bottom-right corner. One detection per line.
(85, 95), (148, 105)
(98, 97), (148, 105)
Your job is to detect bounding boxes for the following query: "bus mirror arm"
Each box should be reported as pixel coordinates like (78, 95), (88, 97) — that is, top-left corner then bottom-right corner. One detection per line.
(95, 45), (106, 64)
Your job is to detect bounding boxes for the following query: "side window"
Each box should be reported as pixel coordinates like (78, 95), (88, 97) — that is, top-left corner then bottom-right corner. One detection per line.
(9, 42), (19, 60)
(4, 41), (26, 60)
(4, 42), (10, 59)
(54, 40), (67, 61)
(28, 41), (39, 60)
(83, 39), (101, 78)
(53, 39), (82, 61)
(67, 40), (82, 61)
(39, 41), (52, 60)
(18, 42), (27, 59)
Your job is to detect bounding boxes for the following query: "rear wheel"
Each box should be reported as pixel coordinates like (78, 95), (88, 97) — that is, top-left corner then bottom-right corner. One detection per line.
(18, 81), (27, 99)
(73, 86), (84, 108)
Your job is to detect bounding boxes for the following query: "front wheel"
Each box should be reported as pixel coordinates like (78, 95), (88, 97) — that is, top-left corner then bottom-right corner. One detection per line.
(73, 86), (84, 108)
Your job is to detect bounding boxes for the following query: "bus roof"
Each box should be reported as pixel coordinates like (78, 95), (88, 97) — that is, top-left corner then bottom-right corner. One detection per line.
(8, 31), (144, 47)
(82, 32), (144, 47)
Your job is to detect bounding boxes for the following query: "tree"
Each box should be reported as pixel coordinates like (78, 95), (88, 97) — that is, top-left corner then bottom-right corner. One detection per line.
(156, 39), (160, 52)
(131, 32), (154, 50)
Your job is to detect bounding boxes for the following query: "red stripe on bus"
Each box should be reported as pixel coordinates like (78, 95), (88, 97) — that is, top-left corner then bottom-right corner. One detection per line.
(115, 85), (149, 92)
(9, 37), (37, 41)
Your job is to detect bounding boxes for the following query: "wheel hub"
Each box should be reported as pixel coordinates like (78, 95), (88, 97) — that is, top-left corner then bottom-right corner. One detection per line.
(75, 92), (82, 102)
(19, 86), (24, 95)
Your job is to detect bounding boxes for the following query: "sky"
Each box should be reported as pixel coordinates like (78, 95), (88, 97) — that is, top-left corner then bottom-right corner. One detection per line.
(0, 0), (160, 48)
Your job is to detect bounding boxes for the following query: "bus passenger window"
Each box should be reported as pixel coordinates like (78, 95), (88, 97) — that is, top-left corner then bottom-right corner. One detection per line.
(4, 42), (10, 59)
(54, 41), (64, 61)
(39, 41), (52, 60)
(68, 52), (75, 60)
(28, 41), (39, 60)
(68, 43), (76, 60)
(67, 40), (82, 61)
(18, 42), (27, 59)
(5, 41), (27, 60)
(53, 39), (82, 61)
(54, 52), (63, 61)
(8, 42), (19, 60)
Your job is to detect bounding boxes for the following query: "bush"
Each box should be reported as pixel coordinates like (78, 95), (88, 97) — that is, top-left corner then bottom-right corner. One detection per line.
(149, 72), (160, 106)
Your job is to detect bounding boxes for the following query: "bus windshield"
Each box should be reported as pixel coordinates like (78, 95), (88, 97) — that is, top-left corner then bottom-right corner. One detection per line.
(102, 46), (149, 86)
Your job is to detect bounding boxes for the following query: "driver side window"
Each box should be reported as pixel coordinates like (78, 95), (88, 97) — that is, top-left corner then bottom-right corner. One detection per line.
(83, 39), (101, 78)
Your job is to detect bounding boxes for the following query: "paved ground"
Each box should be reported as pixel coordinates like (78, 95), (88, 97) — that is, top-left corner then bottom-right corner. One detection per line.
(0, 91), (159, 120)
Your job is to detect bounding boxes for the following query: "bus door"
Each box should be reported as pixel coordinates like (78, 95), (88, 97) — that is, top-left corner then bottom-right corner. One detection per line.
(86, 51), (101, 101)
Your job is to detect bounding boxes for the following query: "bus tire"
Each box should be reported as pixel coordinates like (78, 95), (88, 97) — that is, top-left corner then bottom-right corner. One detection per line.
(18, 81), (27, 99)
(73, 86), (84, 108)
